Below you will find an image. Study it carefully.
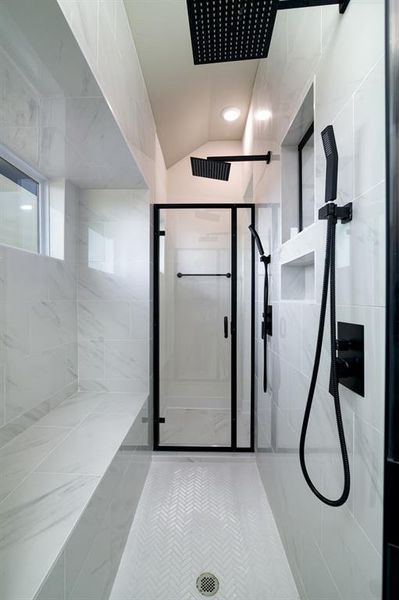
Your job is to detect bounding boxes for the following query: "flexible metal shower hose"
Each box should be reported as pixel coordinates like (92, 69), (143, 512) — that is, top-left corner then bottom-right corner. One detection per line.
(299, 215), (351, 507)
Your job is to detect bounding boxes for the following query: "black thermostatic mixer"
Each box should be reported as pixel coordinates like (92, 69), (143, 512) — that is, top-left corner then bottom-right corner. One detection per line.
(331, 322), (365, 398)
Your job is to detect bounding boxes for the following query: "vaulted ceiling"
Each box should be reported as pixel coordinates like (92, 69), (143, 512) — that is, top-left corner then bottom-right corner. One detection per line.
(124, 1), (259, 168)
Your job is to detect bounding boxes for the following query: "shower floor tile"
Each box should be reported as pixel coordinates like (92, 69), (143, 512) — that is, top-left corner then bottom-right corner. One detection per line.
(110, 459), (299, 600)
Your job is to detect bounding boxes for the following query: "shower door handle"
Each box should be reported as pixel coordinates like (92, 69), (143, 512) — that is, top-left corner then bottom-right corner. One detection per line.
(224, 316), (229, 339)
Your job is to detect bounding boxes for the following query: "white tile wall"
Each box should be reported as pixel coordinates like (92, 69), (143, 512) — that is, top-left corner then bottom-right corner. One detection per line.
(247, 3), (385, 599)
(57, 0), (167, 203)
(0, 181), (79, 448)
(78, 188), (151, 395)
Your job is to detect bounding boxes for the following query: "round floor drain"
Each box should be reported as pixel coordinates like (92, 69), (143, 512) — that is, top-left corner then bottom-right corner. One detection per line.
(196, 573), (219, 597)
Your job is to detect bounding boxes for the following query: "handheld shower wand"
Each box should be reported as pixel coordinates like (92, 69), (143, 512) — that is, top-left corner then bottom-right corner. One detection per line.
(299, 125), (352, 507)
(248, 225), (271, 393)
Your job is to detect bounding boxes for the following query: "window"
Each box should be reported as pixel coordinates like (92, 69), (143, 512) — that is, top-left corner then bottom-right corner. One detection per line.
(298, 123), (315, 232)
(0, 154), (42, 253)
(281, 85), (315, 243)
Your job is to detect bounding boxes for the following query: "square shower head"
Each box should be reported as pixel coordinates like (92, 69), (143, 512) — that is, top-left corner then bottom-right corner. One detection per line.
(190, 157), (231, 181)
(186, 0), (279, 65)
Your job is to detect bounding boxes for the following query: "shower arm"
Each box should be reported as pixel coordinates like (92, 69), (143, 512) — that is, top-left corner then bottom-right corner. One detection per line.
(207, 152), (272, 164)
(278, 0), (350, 13)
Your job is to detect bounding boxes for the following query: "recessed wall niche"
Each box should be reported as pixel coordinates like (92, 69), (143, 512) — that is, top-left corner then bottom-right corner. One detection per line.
(281, 86), (315, 244)
(281, 251), (315, 301)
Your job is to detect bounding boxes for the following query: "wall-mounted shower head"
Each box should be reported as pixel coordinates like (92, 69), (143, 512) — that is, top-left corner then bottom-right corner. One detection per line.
(248, 224), (265, 257)
(190, 153), (272, 181)
(186, 0), (351, 66)
(321, 125), (339, 203)
(190, 157), (231, 181)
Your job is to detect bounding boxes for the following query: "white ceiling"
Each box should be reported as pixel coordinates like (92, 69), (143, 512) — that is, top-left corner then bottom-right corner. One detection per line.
(124, 0), (259, 168)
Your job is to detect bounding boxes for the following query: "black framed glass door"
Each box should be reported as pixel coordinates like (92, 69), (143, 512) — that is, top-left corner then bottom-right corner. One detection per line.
(153, 204), (255, 451)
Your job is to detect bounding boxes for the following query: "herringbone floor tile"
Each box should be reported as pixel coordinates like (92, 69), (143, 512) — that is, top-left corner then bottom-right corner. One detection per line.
(110, 459), (299, 600)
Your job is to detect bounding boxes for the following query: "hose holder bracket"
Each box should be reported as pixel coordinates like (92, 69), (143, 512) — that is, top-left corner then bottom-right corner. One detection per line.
(318, 202), (352, 224)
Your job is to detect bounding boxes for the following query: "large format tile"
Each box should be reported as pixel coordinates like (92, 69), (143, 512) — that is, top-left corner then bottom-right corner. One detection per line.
(354, 59), (385, 198)
(38, 392), (105, 428)
(0, 472), (98, 600)
(0, 425), (71, 503)
(353, 416), (384, 553)
(36, 412), (135, 476)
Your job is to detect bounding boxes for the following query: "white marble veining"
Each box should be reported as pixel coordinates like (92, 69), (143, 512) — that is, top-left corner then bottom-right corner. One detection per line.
(0, 391), (148, 600)
(0, 425), (71, 503)
(78, 188), (151, 394)
(37, 397), (146, 476)
(0, 472), (99, 600)
(247, 2), (385, 599)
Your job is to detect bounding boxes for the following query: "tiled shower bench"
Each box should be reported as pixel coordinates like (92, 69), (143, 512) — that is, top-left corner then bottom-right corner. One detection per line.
(0, 391), (151, 600)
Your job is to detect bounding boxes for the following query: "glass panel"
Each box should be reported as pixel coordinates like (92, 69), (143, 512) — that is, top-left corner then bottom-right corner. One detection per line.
(237, 207), (252, 447)
(0, 157), (39, 253)
(301, 132), (315, 229)
(159, 208), (231, 447)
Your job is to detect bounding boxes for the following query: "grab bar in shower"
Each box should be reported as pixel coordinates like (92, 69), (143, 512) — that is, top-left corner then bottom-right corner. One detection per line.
(176, 272), (231, 278)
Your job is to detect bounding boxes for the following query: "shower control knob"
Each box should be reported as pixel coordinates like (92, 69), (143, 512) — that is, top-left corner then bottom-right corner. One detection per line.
(335, 356), (362, 379)
(336, 339), (353, 351)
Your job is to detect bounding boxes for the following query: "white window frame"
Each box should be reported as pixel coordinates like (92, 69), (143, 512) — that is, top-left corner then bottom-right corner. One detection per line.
(0, 143), (49, 255)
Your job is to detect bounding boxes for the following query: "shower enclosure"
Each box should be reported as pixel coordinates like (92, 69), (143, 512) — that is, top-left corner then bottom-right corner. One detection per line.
(153, 204), (255, 451)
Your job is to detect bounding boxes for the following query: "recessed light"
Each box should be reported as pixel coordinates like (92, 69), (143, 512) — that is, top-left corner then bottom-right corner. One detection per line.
(222, 107), (241, 122)
(255, 109), (272, 121)
(20, 204), (33, 211)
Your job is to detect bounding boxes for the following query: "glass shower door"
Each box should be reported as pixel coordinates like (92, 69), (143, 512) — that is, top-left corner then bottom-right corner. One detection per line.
(158, 208), (232, 447)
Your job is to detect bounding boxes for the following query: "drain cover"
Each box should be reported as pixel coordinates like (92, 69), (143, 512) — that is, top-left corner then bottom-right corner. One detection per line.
(196, 573), (219, 597)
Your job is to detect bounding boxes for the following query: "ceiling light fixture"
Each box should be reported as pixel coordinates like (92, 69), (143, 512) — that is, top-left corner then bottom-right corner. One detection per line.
(20, 204), (33, 211)
(222, 107), (241, 122)
(255, 109), (272, 122)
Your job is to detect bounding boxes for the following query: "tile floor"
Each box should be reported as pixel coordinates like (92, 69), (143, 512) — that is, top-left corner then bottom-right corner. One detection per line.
(110, 456), (299, 600)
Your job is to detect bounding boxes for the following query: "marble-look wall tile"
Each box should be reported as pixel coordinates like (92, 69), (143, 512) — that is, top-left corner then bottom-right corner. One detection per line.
(0, 178), (78, 444)
(354, 416), (384, 553)
(47, 399), (151, 600)
(0, 472), (98, 600)
(0, 381), (77, 449)
(78, 189), (150, 396)
(250, 2), (385, 599)
(35, 552), (65, 600)
(354, 59), (385, 198)
(0, 424), (71, 503)
(37, 412), (133, 476)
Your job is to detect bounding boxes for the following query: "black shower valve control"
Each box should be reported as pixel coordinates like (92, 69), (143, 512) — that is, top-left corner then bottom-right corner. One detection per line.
(335, 356), (362, 378)
(334, 322), (365, 397)
(318, 202), (353, 224)
(261, 306), (273, 338)
(336, 339), (353, 351)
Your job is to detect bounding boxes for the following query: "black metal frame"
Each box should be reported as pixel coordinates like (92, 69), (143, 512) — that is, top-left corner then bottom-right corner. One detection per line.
(383, 1), (399, 598)
(153, 203), (256, 453)
(298, 122), (314, 232)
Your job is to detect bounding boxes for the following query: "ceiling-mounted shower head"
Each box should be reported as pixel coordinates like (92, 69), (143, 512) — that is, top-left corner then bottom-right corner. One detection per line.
(186, 0), (279, 64)
(321, 125), (339, 203)
(186, 1), (351, 66)
(190, 157), (231, 181)
(248, 225), (265, 257)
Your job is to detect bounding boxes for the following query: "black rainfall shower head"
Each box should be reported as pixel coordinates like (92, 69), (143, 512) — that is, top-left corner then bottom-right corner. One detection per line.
(190, 157), (231, 181)
(248, 225), (265, 257)
(186, 0), (279, 64)
(321, 125), (339, 203)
